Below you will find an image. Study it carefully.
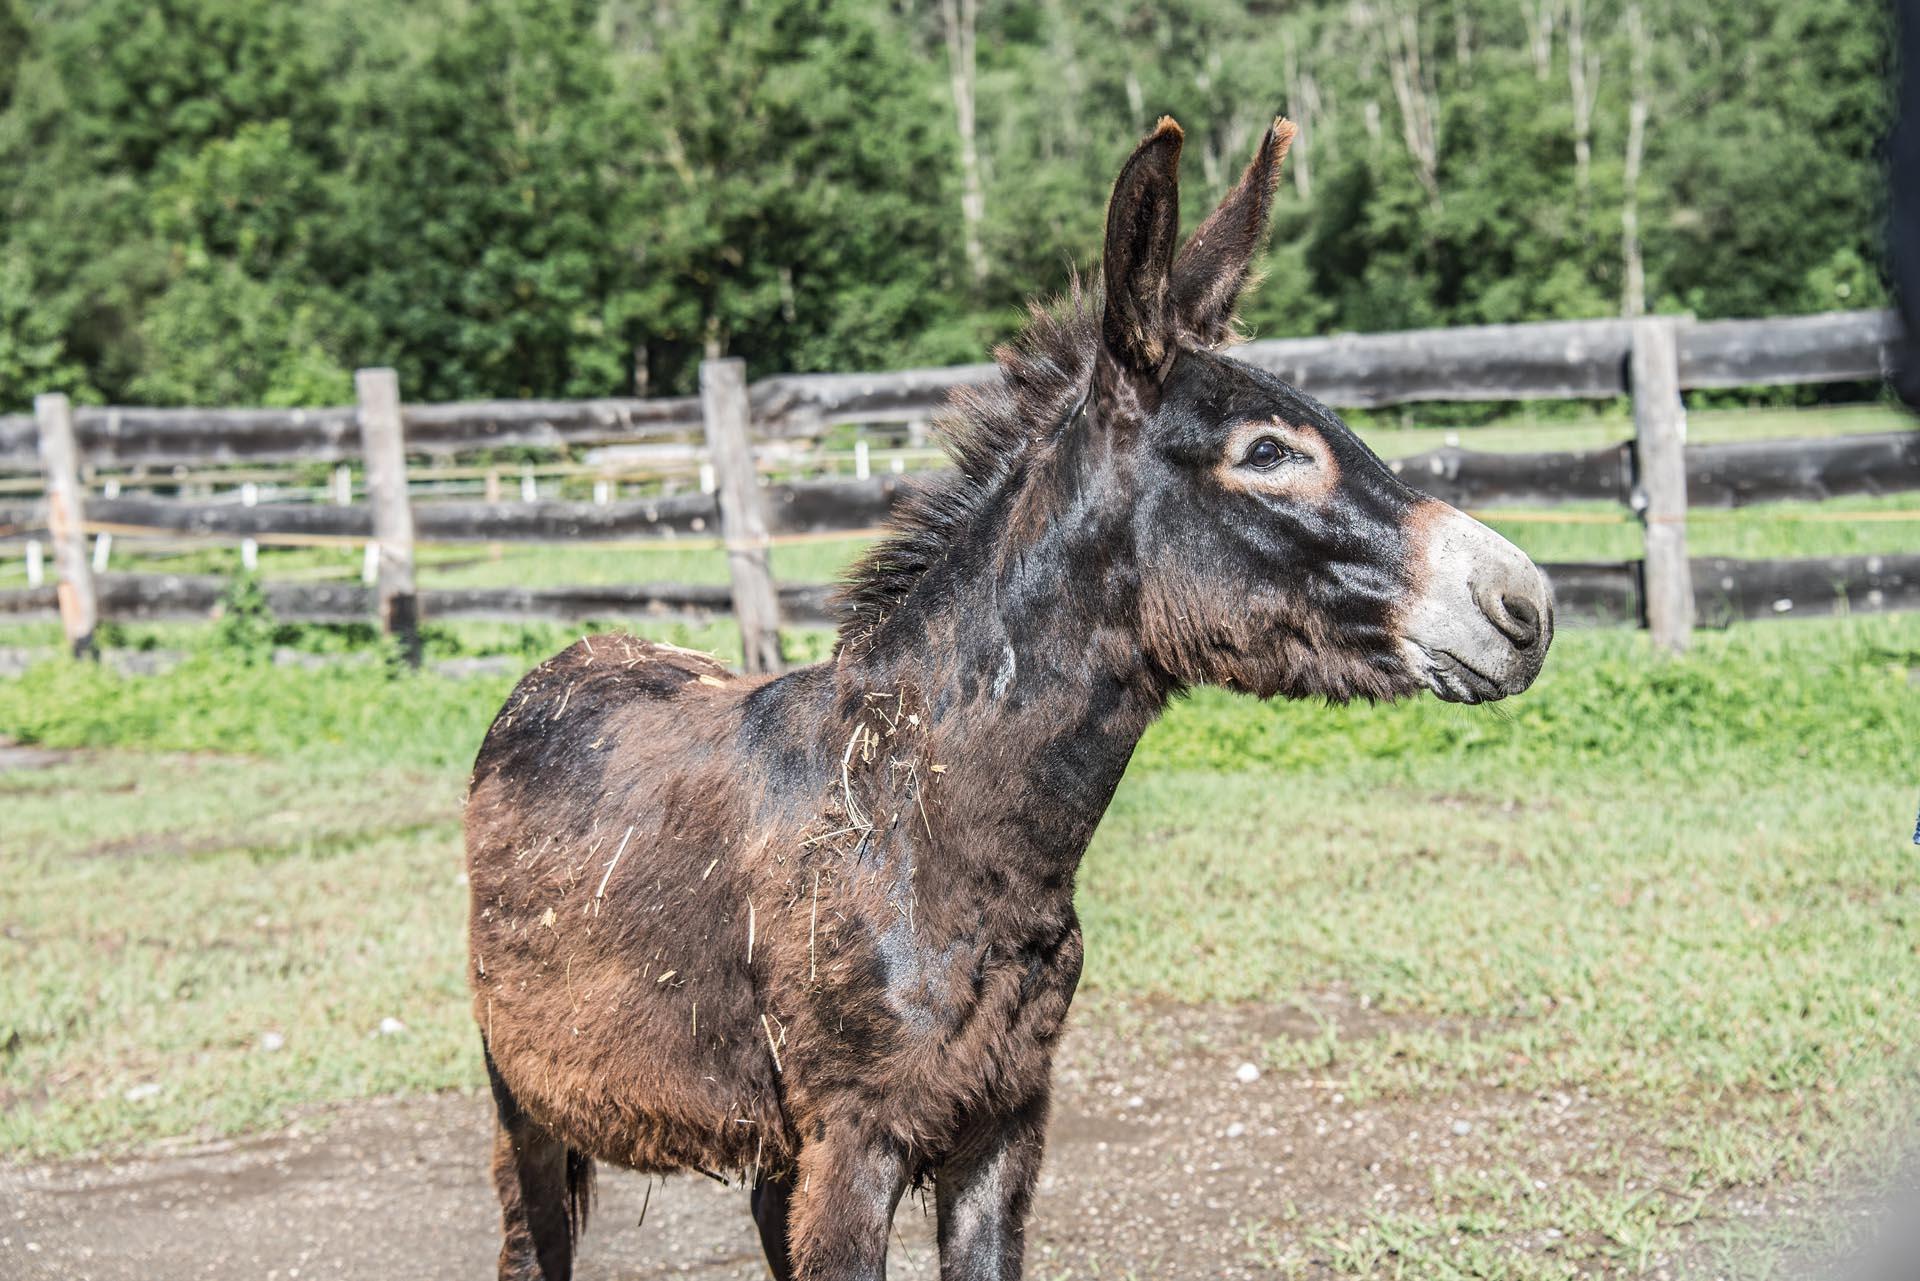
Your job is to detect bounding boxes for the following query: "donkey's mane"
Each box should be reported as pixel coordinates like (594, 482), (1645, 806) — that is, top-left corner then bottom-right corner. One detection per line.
(833, 278), (1102, 645)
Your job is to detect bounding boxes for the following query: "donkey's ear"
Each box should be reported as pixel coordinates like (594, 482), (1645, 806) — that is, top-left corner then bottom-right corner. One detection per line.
(1100, 116), (1185, 382)
(1170, 117), (1296, 347)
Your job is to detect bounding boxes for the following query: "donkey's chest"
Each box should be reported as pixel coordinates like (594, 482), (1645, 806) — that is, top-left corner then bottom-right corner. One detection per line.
(876, 915), (1079, 1039)
(782, 889), (1084, 1124)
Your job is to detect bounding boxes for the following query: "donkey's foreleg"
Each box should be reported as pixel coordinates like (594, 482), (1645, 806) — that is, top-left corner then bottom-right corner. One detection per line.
(934, 1094), (1050, 1281)
(751, 1172), (795, 1281)
(784, 1127), (910, 1281)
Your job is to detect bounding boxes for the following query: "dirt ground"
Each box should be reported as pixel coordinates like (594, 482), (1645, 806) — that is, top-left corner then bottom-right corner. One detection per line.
(0, 1002), (1643, 1281)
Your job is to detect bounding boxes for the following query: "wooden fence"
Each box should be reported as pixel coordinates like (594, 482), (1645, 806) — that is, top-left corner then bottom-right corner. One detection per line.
(0, 308), (1914, 668)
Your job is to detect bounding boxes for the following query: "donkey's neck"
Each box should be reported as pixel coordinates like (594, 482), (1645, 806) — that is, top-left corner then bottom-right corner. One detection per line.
(836, 454), (1164, 882)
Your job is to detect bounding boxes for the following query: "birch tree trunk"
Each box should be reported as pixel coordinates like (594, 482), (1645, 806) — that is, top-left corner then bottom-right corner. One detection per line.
(1040, 0), (1085, 156)
(1520, 0), (1558, 81)
(1372, 1), (1441, 206)
(939, 0), (989, 290)
(1620, 2), (1650, 317)
(1567, 0), (1599, 200)
(1283, 29), (1322, 198)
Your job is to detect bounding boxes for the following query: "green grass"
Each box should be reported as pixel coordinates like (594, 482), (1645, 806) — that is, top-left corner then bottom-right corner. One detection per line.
(1091, 731), (1916, 1112)
(2, 618), (1915, 1155)
(0, 651), (513, 770)
(1070, 616), (1918, 1276)
(1090, 621), (1920, 1164)
(0, 755), (475, 1152)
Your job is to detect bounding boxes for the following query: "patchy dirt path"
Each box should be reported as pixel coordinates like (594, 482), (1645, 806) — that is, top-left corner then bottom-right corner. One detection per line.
(2, 1093), (777, 1281)
(0, 1002), (1634, 1280)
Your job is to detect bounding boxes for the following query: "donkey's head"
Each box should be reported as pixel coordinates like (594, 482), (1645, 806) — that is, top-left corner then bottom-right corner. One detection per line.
(1099, 117), (1551, 703)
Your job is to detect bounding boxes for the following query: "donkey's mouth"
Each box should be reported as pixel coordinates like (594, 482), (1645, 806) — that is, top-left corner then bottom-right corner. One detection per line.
(1418, 647), (1509, 705)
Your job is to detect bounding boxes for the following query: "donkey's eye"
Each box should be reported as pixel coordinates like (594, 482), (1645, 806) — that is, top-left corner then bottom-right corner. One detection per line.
(1243, 437), (1288, 470)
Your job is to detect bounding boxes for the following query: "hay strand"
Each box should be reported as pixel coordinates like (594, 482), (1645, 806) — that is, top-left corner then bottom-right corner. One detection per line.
(761, 1013), (783, 1073)
(594, 824), (637, 910)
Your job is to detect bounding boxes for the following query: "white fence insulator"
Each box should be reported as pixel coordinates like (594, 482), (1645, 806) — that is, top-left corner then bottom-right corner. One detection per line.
(520, 468), (537, 502)
(854, 439), (870, 481)
(91, 479), (121, 572)
(699, 462), (717, 494)
(890, 455), (905, 474)
(333, 464), (353, 505)
(593, 479), (611, 506)
(361, 541), (380, 585)
(25, 538), (44, 587)
(240, 482), (259, 571)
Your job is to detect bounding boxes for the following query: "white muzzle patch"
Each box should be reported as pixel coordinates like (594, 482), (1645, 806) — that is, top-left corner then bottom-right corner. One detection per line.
(1398, 502), (1553, 704)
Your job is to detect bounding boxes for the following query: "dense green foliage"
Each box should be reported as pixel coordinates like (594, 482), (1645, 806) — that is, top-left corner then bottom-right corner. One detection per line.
(0, 0), (1893, 411)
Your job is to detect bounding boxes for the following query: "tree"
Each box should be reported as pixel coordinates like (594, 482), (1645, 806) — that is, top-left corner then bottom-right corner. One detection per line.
(610, 0), (961, 390)
(0, 252), (95, 409)
(326, 0), (638, 400)
(0, 0), (351, 404)
(0, 0), (1895, 410)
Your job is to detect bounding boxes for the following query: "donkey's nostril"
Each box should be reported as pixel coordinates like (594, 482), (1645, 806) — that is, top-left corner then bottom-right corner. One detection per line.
(1494, 592), (1541, 649)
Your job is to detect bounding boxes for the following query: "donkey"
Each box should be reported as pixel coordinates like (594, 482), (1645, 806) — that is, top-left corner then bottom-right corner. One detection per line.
(465, 115), (1552, 1281)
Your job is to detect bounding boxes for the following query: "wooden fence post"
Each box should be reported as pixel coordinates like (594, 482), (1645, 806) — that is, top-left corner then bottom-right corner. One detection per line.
(356, 367), (419, 664)
(35, 393), (97, 658)
(1630, 317), (1692, 654)
(699, 357), (783, 674)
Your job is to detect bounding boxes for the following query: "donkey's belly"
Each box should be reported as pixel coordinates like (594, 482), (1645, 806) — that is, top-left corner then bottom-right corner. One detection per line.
(473, 873), (1082, 1177)
(472, 895), (792, 1174)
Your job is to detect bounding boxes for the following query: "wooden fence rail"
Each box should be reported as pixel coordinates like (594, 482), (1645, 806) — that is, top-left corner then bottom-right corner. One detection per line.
(0, 310), (1898, 470)
(0, 574), (841, 628)
(0, 308), (1912, 664)
(5, 555), (1914, 631)
(5, 432), (1911, 541)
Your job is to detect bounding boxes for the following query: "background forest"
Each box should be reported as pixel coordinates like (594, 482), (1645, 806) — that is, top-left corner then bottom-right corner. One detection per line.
(0, 0), (1894, 412)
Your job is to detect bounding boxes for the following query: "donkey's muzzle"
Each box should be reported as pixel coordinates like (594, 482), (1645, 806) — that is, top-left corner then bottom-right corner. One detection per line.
(1400, 502), (1554, 704)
